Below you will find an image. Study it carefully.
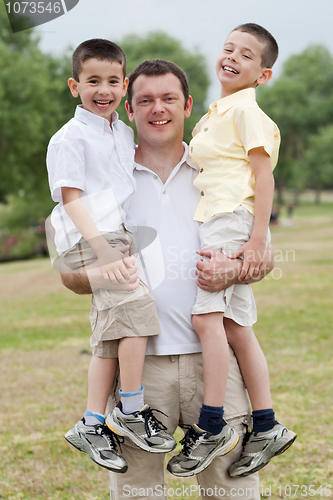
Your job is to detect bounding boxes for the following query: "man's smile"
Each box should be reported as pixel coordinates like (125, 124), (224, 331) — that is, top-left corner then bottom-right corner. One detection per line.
(150, 120), (171, 125)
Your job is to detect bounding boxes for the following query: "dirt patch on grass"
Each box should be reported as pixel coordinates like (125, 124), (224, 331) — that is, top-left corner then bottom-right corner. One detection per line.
(0, 260), (65, 299)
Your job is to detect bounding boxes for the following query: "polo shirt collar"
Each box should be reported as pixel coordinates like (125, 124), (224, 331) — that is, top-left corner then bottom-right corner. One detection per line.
(134, 142), (190, 173)
(74, 105), (118, 133)
(211, 88), (256, 115)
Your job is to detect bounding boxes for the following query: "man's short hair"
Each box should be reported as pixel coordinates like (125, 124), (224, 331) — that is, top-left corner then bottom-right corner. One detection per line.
(72, 39), (126, 81)
(232, 23), (278, 68)
(127, 59), (189, 111)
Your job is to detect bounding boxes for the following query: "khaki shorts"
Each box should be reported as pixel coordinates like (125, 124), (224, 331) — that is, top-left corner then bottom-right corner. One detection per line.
(192, 207), (270, 326)
(61, 228), (160, 357)
(107, 351), (259, 500)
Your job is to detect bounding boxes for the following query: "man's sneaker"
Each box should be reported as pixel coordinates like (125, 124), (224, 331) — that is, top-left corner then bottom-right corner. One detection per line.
(106, 402), (176, 453)
(228, 421), (297, 477)
(167, 423), (239, 477)
(65, 418), (128, 473)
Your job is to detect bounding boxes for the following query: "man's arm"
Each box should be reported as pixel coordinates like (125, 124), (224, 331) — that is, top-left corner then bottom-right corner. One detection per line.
(60, 253), (140, 295)
(196, 243), (274, 292)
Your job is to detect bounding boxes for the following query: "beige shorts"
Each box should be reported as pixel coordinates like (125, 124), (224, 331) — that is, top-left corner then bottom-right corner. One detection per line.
(192, 207), (270, 326)
(107, 351), (259, 500)
(61, 228), (160, 357)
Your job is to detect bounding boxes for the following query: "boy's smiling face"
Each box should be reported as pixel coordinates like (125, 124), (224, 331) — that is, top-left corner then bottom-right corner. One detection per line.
(68, 58), (128, 123)
(215, 30), (272, 98)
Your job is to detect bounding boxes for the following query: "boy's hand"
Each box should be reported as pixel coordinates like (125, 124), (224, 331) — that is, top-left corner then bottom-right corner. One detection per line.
(97, 245), (133, 283)
(229, 238), (266, 281)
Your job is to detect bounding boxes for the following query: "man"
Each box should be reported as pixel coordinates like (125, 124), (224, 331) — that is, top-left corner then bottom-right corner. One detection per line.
(61, 59), (274, 500)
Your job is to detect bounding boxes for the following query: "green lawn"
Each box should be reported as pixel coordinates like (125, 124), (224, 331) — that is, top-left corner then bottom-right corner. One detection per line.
(0, 203), (333, 499)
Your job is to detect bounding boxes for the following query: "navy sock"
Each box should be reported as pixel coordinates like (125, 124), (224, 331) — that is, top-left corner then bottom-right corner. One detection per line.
(198, 404), (225, 435)
(252, 409), (276, 433)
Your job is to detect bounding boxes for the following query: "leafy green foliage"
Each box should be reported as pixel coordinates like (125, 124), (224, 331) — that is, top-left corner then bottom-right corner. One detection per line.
(258, 45), (333, 202)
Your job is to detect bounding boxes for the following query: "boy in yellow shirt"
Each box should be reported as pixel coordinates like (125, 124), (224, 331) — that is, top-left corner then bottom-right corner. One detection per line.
(167, 23), (296, 479)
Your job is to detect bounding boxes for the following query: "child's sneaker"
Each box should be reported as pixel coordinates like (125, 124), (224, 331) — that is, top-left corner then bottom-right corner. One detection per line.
(167, 423), (239, 477)
(65, 418), (128, 473)
(228, 421), (297, 477)
(106, 402), (176, 453)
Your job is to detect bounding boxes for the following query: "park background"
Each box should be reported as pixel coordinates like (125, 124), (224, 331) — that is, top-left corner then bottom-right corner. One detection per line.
(0, 0), (333, 498)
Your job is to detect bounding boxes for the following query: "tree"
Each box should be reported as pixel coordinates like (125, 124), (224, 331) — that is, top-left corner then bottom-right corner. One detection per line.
(303, 125), (333, 203)
(0, 4), (75, 203)
(257, 45), (333, 203)
(117, 32), (210, 143)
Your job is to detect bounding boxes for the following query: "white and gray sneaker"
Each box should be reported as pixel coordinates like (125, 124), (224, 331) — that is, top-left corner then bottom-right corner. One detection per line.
(228, 421), (297, 477)
(65, 418), (128, 473)
(167, 423), (239, 477)
(106, 402), (176, 453)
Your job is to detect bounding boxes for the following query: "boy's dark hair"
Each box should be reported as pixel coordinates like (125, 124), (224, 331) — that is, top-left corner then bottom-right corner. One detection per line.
(72, 39), (126, 81)
(127, 59), (189, 111)
(232, 23), (278, 68)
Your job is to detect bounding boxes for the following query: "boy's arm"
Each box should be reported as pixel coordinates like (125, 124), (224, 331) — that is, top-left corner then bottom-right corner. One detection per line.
(229, 147), (274, 280)
(62, 187), (132, 283)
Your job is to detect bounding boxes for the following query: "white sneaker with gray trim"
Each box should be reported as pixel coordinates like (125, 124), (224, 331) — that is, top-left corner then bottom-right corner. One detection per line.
(106, 402), (176, 453)
(228, 421), (297, 477)
(167, 423), (239, 477)
(65, 418), (128, 473)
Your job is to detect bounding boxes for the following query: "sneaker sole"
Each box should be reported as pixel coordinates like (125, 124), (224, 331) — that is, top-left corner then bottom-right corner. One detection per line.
(106, 415), (176, 454)
(65, 432), (128, 473)
(230, 433), (297, 478)
(167, 431), (239, 477)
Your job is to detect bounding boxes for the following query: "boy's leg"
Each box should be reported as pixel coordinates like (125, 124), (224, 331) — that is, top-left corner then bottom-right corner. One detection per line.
(192, 312), (229, 407)
(87, 355), (119, 414)
(65, 351), (128, 473)
(167, 315), (239, 477)
(223, 317), (272, 411)
(106, 338), (176, 453)
(224, 317), (297, 477)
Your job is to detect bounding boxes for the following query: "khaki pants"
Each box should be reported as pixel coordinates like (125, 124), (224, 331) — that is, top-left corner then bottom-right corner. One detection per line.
(107, 351), (259, 500)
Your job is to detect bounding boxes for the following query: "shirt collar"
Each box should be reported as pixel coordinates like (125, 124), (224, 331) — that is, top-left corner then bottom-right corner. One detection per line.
(210, 88), (256, 115)
(134, 142), (190, 172)
(74, 105), (119, 134)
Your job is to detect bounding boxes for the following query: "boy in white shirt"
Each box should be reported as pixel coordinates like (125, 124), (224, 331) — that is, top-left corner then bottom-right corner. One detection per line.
(167, 24), (296, 479)
(46, 39), (175, 474)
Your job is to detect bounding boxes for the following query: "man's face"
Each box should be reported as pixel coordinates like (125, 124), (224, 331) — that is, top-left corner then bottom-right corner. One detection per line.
(215, 30), (271, 97)
(126, 73), (192, 148)
(68, 58), (128, 123)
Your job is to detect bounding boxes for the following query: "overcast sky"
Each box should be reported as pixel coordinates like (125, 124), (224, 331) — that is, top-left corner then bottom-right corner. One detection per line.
(37, 0), (333, 103)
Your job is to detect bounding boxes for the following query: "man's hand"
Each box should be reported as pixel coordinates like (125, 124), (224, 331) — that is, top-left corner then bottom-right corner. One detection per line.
(195, 249), (241, 292)
(196, 244), (275, 292)
(229, 237), (267, 281)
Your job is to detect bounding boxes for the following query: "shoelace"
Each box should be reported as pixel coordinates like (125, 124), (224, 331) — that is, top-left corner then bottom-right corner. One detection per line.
(240, 422), (252, 450)
(95, 424), (125, 452)
(178, 425), (201, 457)
(140, 407), (169, 438)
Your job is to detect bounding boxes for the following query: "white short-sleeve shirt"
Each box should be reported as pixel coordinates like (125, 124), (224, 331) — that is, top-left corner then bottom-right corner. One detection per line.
(47, 106), (136, 254)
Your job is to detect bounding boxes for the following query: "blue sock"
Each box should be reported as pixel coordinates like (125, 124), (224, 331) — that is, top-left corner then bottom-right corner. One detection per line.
(198, 404), (225, 435)
(252, 409), (276, 432)
(119, 385), (145, 414)
(84, 410), (105, 425)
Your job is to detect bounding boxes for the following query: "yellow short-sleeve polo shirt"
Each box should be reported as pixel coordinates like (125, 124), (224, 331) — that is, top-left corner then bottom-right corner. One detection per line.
(190, 88), (280, 223)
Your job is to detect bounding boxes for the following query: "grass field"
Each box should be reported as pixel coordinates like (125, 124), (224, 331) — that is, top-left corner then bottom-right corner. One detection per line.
(0, 204), (333, 500)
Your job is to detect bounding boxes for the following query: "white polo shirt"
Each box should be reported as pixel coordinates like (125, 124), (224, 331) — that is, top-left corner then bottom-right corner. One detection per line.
(129, 144), (202, 356)
(47, 106), (136, 254)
